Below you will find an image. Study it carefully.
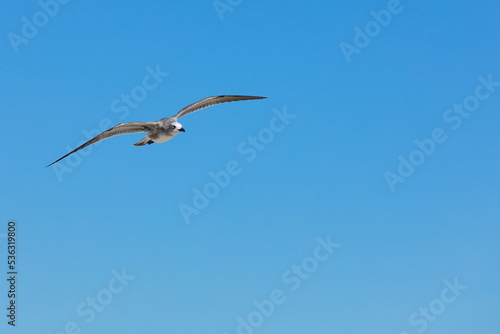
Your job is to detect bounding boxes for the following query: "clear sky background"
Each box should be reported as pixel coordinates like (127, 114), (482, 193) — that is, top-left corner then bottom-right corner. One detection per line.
(1, 0), (500, 333)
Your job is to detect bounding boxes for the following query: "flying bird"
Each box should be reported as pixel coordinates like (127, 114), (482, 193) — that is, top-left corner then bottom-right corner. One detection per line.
(46, 95), (266, 167)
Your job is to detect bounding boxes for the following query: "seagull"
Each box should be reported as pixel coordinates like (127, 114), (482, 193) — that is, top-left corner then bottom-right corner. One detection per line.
(46, 95), (266, 167)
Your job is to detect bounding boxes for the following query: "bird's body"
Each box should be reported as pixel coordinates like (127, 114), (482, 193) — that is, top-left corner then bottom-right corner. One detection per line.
(131, 118), (181, 146)
(142, 131), (174, 145)
(46, 95), (266, 167)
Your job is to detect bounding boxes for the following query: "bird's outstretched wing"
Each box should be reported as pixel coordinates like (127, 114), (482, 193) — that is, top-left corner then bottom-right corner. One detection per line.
(174, 95), (267, 119)
(46, 121), (159, 167)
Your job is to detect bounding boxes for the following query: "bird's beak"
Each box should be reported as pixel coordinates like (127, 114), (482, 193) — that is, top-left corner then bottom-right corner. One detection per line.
(180, 128), (186, 132)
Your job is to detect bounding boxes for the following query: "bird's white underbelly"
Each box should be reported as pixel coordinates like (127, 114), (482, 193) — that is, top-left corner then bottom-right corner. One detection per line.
(153, 133), (174, 143)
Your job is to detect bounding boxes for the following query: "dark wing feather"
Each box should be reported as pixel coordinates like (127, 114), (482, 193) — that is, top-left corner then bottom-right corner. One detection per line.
(46, 121), (158, 167)
(174, 95), (266, 119)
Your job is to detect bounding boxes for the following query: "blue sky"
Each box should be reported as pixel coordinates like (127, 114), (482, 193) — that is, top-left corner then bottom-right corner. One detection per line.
(1, 0), (500, 333)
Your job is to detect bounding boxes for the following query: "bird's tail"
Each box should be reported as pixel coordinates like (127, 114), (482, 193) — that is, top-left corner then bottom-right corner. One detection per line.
(133, 137), (153, 146)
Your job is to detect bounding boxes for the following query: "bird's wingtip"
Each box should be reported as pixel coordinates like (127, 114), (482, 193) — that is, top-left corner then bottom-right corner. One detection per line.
(245, 95), (267, 100)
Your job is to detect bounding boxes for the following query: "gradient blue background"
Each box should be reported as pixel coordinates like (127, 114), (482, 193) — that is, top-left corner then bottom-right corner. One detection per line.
(1, 0), (500, 333)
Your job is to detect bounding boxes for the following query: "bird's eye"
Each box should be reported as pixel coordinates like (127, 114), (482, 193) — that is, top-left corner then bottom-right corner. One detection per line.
(171, 125), (176, 129)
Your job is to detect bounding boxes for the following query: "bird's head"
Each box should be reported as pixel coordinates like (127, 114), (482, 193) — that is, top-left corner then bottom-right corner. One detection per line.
(169, 121), (186, 134)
